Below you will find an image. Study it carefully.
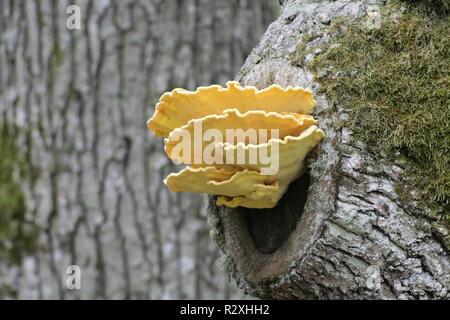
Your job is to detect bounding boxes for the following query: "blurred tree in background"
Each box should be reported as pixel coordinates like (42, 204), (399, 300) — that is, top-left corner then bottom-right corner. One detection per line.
(0, 0), (277, 299)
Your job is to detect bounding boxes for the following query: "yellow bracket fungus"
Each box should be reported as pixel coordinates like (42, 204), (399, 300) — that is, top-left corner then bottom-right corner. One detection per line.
(147, 81), (325, 209)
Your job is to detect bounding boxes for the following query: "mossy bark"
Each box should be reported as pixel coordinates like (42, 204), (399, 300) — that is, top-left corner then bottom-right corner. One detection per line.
(0, 124), (38, 268)
(208, 0), (449, 299)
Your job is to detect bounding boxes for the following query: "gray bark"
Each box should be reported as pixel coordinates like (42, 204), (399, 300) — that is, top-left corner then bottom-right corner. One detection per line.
(0, 0), (277, 299)
(208, 0), (450, 299)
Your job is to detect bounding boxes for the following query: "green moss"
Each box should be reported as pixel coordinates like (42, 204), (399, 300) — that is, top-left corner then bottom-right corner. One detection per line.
(290, 33), (321, 67)
(406, 0), (450, 13)
(306, 6), (449, 227)
(0, 124), (39, 265)
(51, 43), (64, 71)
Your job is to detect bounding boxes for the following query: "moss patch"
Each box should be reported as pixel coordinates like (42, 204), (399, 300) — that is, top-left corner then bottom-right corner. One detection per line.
(0, 124), (39, 265)
(405, 0), (450, 13)
(305, 5), (449, 228)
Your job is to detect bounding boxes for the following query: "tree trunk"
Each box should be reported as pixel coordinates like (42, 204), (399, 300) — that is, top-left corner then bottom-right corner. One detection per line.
(0, 0), (277, 299)
(208, 0), (449, 299)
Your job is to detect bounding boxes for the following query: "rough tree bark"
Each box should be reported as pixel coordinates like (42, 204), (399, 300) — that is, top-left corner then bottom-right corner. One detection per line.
(208, 0), (449, 299)
(0, 0), (277, 299)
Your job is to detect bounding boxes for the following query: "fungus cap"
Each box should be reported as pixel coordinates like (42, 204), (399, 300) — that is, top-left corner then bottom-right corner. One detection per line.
(147, 81), (317, 138)
(147, 82), (324, 209)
